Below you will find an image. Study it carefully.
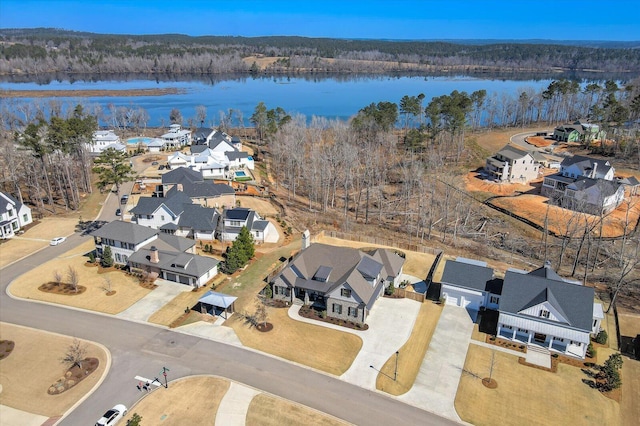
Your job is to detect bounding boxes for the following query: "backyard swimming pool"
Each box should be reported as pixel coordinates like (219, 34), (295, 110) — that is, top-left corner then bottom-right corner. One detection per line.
(235, 171), (247, 177)
(127, 137), (153, 145)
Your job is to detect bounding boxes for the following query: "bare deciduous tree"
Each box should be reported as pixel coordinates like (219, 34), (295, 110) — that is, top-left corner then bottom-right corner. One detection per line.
(67, 266), (79, 292)
(61, 338), (87, 370)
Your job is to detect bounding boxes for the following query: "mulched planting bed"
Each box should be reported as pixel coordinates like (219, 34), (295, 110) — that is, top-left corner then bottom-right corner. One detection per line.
(486, 336), (527, 353)
(47, 357), (99, 395)
(39, 282), (87, 295)
(0, 340), (16, 360)
(139, 281), (158, 290)
(256, 322), (274, 332)
(298, 305), (369, 331)
(482, 378), (498, 388)
(263, 299), (289, 309)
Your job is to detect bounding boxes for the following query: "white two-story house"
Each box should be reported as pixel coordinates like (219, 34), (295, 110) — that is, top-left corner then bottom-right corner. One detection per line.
(0, 191), (33, 239)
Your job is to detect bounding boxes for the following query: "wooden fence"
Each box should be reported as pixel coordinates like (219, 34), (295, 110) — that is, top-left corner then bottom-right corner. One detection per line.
(315, 230), (443, 257)
(393, 288), (426, 303)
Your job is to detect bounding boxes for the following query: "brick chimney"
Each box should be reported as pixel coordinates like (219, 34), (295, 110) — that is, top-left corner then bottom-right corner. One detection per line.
(150, 246), (159, 264)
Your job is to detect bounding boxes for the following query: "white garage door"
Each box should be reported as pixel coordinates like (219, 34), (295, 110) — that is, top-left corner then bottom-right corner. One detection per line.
(461, 295), (482, 311)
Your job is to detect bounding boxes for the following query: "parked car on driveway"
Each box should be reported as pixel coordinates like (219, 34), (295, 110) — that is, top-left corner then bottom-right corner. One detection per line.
(120, 194), (129, 204)
(50, 237), (66, 246)
(115, 208), (121, 216)
(95, 404), (127, 426)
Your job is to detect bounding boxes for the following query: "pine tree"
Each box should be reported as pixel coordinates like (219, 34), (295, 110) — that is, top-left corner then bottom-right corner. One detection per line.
(101, 246), (114, 267)
(236, 226), (255, 262)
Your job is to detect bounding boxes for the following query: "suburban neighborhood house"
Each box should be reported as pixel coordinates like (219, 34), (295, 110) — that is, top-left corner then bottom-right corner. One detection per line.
(541, 154), (625, 214)
(168, 142), (254, 178)
(553, 119), (605, 143)
(272, 242), (405, 324)
(218, 207), (278, 243)
(0, 191), (33, 239)
(91, 220), (219, 287)
(88, 130), (123, 154)
(161, 124), (192, 148)
(156, 167), (236, 208)
(484, 144), (539, 183)
(440, 258), (603, 359)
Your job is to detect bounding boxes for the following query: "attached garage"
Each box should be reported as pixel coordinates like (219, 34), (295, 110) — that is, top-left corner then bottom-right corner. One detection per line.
(442, 285), (485, 310)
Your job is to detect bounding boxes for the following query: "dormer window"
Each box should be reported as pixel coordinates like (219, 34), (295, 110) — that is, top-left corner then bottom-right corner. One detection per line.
(539, 309), (550, 319)
(341, 288), (351, 298)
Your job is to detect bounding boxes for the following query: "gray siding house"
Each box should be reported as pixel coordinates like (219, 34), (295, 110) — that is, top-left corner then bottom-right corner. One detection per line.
(272, 243), (405, 324)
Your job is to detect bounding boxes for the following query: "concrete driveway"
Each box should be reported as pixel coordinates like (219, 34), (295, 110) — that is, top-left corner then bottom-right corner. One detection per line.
(340, 297), (421, 389)
(116, 279), (192, 322)
(289, 296), (422, 390)
(398, 305), (474, 422)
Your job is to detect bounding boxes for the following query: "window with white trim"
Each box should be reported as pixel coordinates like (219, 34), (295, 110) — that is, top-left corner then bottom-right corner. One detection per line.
(539, 309), (550, 318)
(332, 303), (342, 314)
(348, 307), (357, 318)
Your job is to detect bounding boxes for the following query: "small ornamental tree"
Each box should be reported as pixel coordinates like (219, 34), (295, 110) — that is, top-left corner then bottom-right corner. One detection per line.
(127, 413), (142, 426)
(67, 266), (79, 292)
(595, 330), (608, 345)
(101, 246), (114, 267)
(222, 226), (255, 274)
(61, 338), (87, 370)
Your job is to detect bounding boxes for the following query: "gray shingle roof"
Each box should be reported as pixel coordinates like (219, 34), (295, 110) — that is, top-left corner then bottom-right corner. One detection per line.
(129, 246), (219, 278)
(0, 191), (18, 212)
(561, 155), (612, 180)
(166, 182), (234, 199)
(499, 270), (594, 332)
(495, 144), (531, 161)
(129, 191), (193, 216)
(177, 204), (220, 232)
(91, 220), (158, 245)
(273, 243), (404, 309)
(440, 259), (495, 292)
(226, 151), (249, 160)
(162, 167), (203, 185)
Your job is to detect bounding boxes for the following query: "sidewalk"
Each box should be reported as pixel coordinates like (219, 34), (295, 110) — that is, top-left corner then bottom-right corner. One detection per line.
(214, 382), (259, 426)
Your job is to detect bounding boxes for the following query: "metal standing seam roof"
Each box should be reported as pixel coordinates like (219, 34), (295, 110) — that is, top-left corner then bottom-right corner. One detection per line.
(199, 291), (237, 308)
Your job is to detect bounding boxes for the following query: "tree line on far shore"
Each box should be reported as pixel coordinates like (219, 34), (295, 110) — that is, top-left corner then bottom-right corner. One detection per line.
(2, 28), (640, 76)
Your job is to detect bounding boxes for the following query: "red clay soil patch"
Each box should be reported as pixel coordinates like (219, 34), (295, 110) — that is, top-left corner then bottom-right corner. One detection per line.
(47, 357), (99, 395)
(139, 281), (158, 290)
(106, 291), (117, 296)
(464, 172), (534, 196)
(39, 282), (87, 295)
(83, 262), (99, 268)
(256, 322), (274, 332)
(526, 136), (555, 148)
(482, 378), (498, 388)
(0, 340), (16, 360)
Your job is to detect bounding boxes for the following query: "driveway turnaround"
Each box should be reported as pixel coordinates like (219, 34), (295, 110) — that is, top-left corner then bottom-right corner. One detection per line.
(289, 297), (422, 390)
(399, 305), (474, 422)
(215, 381), (260, 426)
(116, 279), (192, 322)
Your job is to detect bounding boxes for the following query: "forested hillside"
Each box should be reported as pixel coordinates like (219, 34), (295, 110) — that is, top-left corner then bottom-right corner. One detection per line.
(1, 28), (639, 76)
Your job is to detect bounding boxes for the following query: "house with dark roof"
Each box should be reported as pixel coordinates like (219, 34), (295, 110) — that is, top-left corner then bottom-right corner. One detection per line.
(158, 167), (235, 208)
(272, 243), (405, 324)
(497, 264), (603, 359)
(440, 258), (502, 311)
(91, 220), (219, 287)
(541, 155), (624, 214)
(484, 144), (539, 183)
(440, 256), (603, 359)
(129, 191), (194, 230)
(617, 175), (640, 196)
(218, 207), (277, 243)
(553, 120), (605, 143)
(192, 128), (216, 145)
(0, 191), (33, 239)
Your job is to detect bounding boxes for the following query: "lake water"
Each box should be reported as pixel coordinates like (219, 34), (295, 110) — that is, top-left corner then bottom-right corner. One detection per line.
(0, 74), (597, 126)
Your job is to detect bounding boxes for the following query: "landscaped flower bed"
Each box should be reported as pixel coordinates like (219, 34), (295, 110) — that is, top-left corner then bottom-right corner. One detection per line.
(298, 305), (369, 331)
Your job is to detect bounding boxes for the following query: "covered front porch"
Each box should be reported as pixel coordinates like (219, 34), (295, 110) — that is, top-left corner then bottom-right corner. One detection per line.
(294, 287), (326, 308)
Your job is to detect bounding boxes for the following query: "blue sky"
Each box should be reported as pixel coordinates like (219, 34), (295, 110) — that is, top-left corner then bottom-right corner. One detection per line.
(1, 0), (639, 41)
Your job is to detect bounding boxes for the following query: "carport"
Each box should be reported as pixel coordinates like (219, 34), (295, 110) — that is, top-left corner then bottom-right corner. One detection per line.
(197, 291), (237, 319)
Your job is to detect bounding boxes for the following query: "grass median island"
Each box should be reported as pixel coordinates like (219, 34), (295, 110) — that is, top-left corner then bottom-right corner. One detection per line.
(376, 302), (442, 395)
(225, 308), (362, 376)
(455, 345), (620, 426)
(246, 393), (350, 426)
(9, 240), (151, 314)
(0, 323), (108, 418)
(122, 376), (229, 426)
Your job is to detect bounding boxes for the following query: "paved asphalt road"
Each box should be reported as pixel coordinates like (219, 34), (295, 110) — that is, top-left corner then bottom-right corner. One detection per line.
(0, 201), (459, 425)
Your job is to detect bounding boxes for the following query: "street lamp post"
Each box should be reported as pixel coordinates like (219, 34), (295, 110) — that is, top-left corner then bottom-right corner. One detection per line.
(394, 351), (399, 381)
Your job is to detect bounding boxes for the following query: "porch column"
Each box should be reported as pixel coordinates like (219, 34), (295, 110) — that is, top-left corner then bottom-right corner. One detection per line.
(497, 325), (502, 337)
(512, 329), (517, 340)
(527, 333), (532, 344)
(548, 336), (554, 349)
